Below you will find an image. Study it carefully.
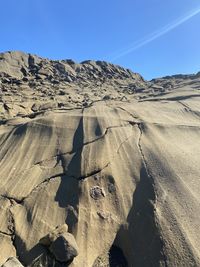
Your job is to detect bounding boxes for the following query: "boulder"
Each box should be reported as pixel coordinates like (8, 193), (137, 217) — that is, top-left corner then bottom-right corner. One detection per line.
(50, 232), (79, 263)
(39, 101), (57, 111)
(1, 257), (24, 267)
(39, 224), (68, 246)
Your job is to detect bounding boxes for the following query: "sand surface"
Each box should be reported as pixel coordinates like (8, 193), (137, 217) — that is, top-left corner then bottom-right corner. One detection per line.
(0, 51), (200, 266)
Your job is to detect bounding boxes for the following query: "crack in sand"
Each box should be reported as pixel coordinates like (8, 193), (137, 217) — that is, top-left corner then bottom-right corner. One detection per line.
(116, 106), (140, 121)
(6, 123), (137, 203)
(117, 105), (200, 128)
(0, 231), (12, 237)
(77, 163), (111, 181)
(3, 123), (132, 179)
(1, 195), (23, 205)
(178, 100), (200, 118)
(137, 123), (150, 177)
(116, 132), (135, 154)
(0, 119), (140, 263)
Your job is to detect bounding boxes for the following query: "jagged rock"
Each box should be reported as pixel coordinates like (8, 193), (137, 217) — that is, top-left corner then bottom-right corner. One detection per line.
(39, 224), (68, 246)
(49, 232), (79, 262)
(1, 258), (24, 267)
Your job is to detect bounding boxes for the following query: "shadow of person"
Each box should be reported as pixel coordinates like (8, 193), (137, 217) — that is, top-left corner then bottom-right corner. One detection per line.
(27, 245), (72, 267)
(113, 165), (165, 267)
(19, 115), (85, 266)
(15, 235), (46, 267)
(55, 115), (84, 233)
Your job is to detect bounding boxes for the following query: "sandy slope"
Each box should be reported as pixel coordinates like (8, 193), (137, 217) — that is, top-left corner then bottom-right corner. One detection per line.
(0, 51), (200, 266)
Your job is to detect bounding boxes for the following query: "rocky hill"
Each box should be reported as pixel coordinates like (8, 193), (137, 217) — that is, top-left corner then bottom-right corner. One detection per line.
(0, 51), (200, 267)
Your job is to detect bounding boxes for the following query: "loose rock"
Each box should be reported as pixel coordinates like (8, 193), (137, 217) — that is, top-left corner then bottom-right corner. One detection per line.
(50, 232), (79, 263)
(39, 224), (68, 246)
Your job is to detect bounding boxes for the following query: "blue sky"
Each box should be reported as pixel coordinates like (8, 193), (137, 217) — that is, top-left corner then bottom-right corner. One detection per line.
(1, 0), (200, 79)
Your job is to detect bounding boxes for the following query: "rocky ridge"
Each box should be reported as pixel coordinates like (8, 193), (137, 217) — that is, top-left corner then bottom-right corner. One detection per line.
(0, 51), (146, 120)
(1, 51), (200, 121)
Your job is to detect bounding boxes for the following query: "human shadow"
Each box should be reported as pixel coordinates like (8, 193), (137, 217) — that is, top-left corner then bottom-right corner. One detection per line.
(55, 115), (84, 233)
(114, 165), (166, 267)
(14, 234), (46, 266)
(27, 244), (72, 267)
(15, 115), (85, 266)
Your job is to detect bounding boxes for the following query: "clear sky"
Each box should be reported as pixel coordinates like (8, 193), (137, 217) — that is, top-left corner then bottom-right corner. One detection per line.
(1, 0), (200, 79)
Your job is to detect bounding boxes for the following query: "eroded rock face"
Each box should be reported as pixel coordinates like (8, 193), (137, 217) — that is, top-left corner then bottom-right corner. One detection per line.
(0, 51), (200, 266)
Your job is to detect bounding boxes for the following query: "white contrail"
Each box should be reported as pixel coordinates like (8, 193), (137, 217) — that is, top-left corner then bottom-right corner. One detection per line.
(109, 6), (200, 61)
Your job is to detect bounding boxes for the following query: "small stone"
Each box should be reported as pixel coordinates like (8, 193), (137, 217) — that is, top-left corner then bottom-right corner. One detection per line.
(108, 183), (116, 193)
(102, 94), (111, 100)
(51, 79), (60, 84)
(97, 211), (110, 220)
(65, 76), (73, 82)
(90, 186), (106, 200)
(3, 103), (13, 111)
(31, 103), (40, 112)
(2, 257), (24, 267)
(58, 90), (65, 95)
(50, 232), (79, 263)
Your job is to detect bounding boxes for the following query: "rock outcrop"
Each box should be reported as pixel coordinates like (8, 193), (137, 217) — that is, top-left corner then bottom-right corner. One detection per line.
(0, 51), (200, 267)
